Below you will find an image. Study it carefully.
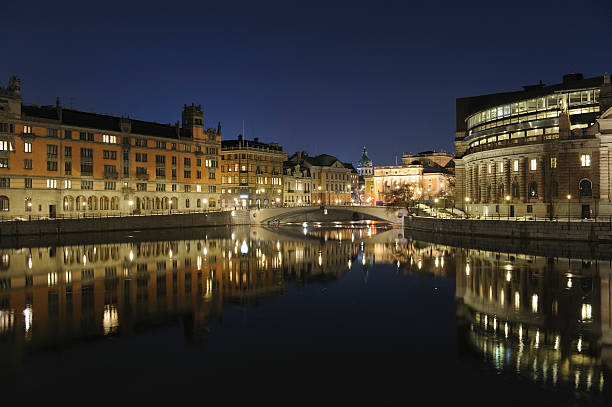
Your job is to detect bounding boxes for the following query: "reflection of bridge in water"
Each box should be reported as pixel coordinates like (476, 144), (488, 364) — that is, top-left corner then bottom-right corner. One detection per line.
(248, 206), (407, 225)
(0, 225), (415, 363)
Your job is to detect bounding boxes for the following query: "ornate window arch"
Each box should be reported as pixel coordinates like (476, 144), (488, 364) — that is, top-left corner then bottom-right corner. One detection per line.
(579, 179), (592, 197)
(511, 179), (520, 198)
(528, 182), (538, 198)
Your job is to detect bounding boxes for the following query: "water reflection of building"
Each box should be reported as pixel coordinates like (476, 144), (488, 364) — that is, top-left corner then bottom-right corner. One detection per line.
(456, 248), (611, 397)
(0, 227), (388, 353)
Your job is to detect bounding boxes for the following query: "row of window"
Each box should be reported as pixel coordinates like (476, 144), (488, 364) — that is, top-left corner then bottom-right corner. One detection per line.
(468, 126), (560, 147)
(479, 154), (592, 174)
(467, 89), (601, 131)
(474, 179), (593, 202)
(221, 176), (281, 185)
(0, 178), (218, 193)
(223, 163), (279, 173)
(222, 153), (283, 161)
(6, 125), (220, 154)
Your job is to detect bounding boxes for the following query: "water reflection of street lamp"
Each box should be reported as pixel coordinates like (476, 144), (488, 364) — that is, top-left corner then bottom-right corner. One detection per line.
(505, 195), (510, 218)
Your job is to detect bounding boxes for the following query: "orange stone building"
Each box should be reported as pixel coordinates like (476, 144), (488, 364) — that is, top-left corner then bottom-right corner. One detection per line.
(0, 76), (221, 218)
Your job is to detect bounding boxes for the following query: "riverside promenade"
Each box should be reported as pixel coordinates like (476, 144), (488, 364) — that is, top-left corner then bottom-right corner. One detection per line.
(405, 215), (612, 242)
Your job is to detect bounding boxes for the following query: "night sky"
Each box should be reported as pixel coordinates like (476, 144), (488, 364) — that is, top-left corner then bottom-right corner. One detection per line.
(2, 0), (611, 165)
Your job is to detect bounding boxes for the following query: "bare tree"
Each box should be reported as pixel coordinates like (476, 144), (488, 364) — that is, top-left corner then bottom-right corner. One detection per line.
(383, 185), (414, 209)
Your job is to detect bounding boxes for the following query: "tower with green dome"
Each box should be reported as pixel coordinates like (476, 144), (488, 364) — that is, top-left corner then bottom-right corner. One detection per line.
(357, 146), (373, 176)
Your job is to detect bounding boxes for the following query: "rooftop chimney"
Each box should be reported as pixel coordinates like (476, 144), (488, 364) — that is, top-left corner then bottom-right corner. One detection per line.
(562, 73), (584, 83)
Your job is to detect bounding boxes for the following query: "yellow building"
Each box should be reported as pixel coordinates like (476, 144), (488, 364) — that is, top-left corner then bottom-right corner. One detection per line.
(370, 158), (454, 204)
(287, 152), (352, 205)
(220, 135), (287, 209)
(0, 76), (221, 218)
(282, 161), (312, 206)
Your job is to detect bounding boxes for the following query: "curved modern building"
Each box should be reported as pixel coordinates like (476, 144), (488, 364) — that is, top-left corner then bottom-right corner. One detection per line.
(455, 72), (612, 218)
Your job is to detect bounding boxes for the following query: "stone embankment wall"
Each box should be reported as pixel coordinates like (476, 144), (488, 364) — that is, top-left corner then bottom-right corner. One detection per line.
(0, 210), (251, 238)
(405, 216), (612, 242)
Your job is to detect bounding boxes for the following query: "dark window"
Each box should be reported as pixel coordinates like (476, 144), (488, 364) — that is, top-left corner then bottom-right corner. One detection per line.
(512, 182), (520, 198)
(65, 130), (72, 139)
(24, 159), (32, 169)
(579, 179), (592, 197)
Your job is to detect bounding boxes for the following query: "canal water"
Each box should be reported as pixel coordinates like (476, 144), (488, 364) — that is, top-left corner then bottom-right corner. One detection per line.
(0, 224), (610, 405)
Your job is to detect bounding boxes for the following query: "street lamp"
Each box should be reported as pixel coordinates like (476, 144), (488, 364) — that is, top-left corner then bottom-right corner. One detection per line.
(567, 194), (571, 225)
(464, 197), (470, 219)
(505, 195), (510, 218)
(128, 200), (133, 215)
(434, 198), (439, 218)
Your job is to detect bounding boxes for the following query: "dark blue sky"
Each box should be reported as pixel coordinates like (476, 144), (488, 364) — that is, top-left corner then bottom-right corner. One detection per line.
(3, 0), (611, 165)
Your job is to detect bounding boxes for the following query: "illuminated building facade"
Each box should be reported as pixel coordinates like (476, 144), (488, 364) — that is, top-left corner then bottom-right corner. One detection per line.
(282, 161), (312, 206)
(0, 76), (222, 218)
(455, 72), (612, 218)
(220, 135), (287, 209)
(369, 154), (454, 204)
(287, 151), (352, 205)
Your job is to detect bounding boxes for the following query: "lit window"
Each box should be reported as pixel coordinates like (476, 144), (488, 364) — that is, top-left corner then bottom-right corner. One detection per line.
(530, 159), (537, 171)
(498, 162), (503, 172)
(0, 141), (8, 151)
(102, 134), (116, 144)
(196, 184), (201, 192)
(550, 157), (557, 168)
(580, 154), (591, 167)
(47, 179), (57, 189)
(487, 163), (492, 174)
(513, 160), (519, 172)
(64, 180), (71, 189)
(24, 142), (32, 153)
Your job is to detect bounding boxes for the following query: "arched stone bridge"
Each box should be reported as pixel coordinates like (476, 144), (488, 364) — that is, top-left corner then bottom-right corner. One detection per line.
(248, 206), (407, 225)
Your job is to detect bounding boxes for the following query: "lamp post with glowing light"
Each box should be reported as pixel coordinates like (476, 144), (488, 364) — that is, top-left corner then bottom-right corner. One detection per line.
(505, 195), (510, 218)
(567, 194), (571, 226)
(464, 197), (470, 219)
(434, 198), (439, 218)
(128, 200), (133, 216)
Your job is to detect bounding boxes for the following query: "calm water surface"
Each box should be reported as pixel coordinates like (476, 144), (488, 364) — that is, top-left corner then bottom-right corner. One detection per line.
(0, 225), (610, 405)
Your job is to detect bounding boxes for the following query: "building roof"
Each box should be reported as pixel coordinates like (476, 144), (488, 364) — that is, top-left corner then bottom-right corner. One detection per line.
(22, 104), (191, 139)
(222, 136), (283, 152)
(456, 73), (605, 132)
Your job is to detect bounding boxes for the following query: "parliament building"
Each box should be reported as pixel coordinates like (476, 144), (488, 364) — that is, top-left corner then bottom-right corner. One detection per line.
(455, 72), (612, 218)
